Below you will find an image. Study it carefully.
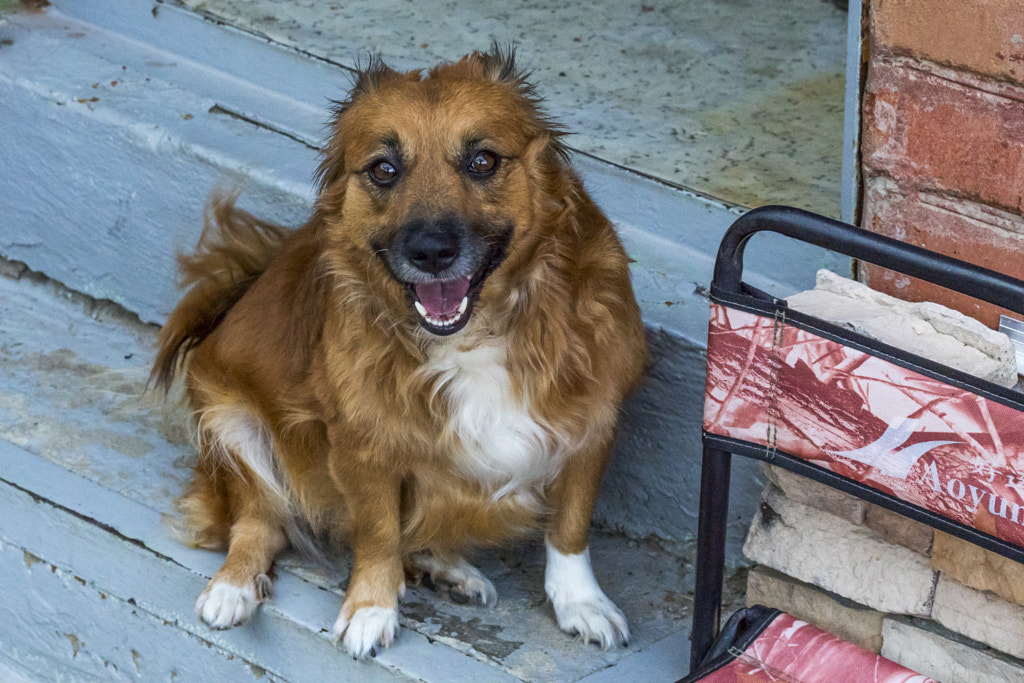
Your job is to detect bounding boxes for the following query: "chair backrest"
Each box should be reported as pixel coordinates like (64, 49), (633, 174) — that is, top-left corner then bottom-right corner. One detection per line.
(690, 206), (1024, 671)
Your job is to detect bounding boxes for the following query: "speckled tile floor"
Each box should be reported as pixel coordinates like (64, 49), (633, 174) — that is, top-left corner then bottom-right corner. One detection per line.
(177, 0), (849, 218)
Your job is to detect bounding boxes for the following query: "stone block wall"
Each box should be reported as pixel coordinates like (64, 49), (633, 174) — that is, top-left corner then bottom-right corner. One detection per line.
(746, 472), (1024, 681)
(740, 272), (1024, 681)
(859, 0), (1024, 328)
(745, 474), (1024, 681)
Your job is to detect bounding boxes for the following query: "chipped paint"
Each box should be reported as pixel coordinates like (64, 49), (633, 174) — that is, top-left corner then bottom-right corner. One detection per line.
(62, 633), (82, 659)
(0, 249), (752, 680)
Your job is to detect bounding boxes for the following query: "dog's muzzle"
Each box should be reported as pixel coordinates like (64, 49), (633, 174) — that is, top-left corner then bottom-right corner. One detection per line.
(378, 215), (511, 336)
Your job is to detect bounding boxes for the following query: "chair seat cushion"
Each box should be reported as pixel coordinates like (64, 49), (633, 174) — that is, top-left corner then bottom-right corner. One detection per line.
(682, 606), (935, 683)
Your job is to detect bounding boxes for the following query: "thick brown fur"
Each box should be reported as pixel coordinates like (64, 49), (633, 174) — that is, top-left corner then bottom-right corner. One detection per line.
(154, 46), (647, 654)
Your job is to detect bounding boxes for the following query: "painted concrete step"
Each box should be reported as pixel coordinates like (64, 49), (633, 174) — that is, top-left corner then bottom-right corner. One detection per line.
(75, 0), (851, 218)
(0, 0), (847, 334)
(0, 0), (827, 557)
(0, 270), (745, 681)
(0, 4), (776, 678)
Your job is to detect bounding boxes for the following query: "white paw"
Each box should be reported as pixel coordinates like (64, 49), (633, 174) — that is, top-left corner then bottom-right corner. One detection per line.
(544, 539), (629, 650)
(550, 593), (630, 650)
(410, 553), (498, 607)
(330, 606), (399, 658)
(196, 576), (269, 629)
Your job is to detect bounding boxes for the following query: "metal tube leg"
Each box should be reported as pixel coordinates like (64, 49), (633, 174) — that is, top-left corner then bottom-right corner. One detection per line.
(689, 444), (732, 671)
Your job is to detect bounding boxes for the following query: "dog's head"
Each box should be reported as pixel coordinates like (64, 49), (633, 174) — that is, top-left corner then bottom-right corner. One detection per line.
(316, 47), (568, 336)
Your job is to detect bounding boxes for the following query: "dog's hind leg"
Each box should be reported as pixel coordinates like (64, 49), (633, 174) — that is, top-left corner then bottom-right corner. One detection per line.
(190, 406), (290, 629)
(405, 550), (498, 607)
(196, 504), (289, 629)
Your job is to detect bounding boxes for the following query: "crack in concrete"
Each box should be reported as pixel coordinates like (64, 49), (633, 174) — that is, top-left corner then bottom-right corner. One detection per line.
(0, 474), (187, 570)
(208, 104), (321, 150)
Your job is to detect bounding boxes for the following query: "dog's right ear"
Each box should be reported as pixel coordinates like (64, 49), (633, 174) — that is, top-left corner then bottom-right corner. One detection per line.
(315, 56), (411, 198)
(346, 55), (402, 103)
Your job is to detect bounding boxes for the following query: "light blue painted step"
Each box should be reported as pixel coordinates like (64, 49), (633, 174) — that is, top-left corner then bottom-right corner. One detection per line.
(0, 0), (846, 556)
(0, 272), (741, 681)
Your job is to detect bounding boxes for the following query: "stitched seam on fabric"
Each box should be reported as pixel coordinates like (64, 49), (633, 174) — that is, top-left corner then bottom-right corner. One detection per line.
(726, 646), (797, 682)
(712, 294), (1024, 413)
(765, 308), (785, 462)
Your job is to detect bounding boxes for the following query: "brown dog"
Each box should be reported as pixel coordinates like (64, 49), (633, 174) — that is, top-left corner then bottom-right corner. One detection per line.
(152, 47), (646, 658)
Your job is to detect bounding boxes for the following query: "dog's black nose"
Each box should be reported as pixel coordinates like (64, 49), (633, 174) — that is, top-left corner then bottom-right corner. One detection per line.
(405, 223), (461, 274)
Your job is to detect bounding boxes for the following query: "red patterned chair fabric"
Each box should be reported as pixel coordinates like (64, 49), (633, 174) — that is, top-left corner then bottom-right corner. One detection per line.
(683, 607), (936, 683)
(705, 303), (1024, 546)
(685, 206), (1024, 681)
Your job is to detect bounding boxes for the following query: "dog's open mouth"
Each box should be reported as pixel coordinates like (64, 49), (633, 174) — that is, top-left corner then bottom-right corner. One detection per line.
(404, 232), (511, 336)
(409, 276), (474, 334)
(384, 223), (513, 337)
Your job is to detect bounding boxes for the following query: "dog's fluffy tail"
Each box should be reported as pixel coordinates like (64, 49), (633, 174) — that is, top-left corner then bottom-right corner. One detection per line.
(151, 193), (289, 391)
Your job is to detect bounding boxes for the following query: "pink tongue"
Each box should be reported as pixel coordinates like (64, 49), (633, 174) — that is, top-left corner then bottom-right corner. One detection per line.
(415, 277), (471, 317)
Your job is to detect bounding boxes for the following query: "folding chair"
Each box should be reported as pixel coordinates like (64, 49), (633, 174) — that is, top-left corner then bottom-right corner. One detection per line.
(683, 206), (1024, 682)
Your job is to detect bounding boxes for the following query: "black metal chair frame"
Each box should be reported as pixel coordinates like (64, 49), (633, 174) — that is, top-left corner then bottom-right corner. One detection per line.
(689, 205), (1024, 672)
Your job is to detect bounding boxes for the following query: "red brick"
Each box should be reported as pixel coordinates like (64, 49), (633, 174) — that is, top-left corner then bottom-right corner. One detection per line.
(872, 0), (1024, 87)
(860, 179), (1024, 328)
(863, 60), (1024, 215)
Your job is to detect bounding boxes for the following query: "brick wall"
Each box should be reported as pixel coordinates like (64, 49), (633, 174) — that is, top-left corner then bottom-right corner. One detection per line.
(860, 0), (1024, 328)
(735, 6), (1024, 679)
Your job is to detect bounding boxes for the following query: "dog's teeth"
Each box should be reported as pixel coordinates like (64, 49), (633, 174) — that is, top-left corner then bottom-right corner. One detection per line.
(414, 296), (470, 331)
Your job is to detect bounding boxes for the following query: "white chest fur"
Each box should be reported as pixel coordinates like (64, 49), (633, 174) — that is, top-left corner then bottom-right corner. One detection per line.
(425, 341), (559, 501)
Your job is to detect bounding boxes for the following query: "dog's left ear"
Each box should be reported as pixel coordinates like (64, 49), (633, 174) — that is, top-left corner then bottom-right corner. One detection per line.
(475, 43), (526, 88)
(475, 44), (570, 165)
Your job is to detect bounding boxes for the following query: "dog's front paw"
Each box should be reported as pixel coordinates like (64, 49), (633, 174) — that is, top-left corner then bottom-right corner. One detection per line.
(544, 539), (629, 650)
(330, 606), (399, 658)
(196, 574), (271, 629)
(550, 593), (630, 650)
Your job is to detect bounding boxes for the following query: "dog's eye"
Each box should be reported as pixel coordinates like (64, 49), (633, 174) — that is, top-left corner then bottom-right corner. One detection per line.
(369, 159), (399, 185)
(468, 151), (499, 176)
